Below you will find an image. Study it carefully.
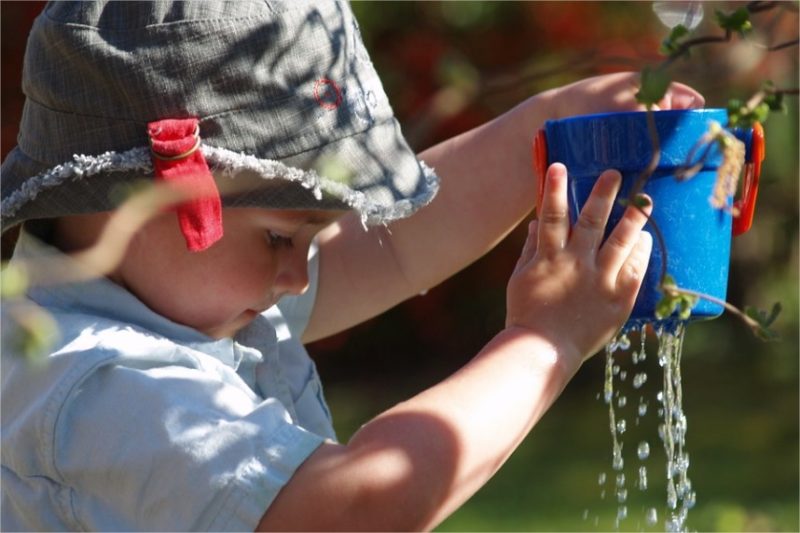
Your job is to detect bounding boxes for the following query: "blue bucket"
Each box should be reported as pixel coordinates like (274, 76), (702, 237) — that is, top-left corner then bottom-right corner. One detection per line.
(533, 109), (764, 327)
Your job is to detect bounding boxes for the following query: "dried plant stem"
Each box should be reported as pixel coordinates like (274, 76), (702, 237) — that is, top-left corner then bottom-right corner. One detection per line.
(661, 285), (763, 331)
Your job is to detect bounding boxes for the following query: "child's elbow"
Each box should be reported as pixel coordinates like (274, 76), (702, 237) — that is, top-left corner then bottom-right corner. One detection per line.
(257, 414), (461, 531)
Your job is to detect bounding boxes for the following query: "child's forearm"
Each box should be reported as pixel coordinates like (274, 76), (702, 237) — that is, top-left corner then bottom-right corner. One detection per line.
(389, 90), (557, 293)
(257, 327), (578, 531)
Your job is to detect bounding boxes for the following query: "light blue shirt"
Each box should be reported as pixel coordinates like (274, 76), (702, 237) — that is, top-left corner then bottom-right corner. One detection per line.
(1, 233), (335, 531)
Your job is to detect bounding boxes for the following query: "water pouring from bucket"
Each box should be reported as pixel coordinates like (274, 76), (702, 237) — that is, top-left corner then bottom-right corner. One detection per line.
(533, 109), (766, 531)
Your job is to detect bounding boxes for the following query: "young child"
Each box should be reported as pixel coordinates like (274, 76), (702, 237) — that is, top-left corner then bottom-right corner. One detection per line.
(1, 1), (703, 530)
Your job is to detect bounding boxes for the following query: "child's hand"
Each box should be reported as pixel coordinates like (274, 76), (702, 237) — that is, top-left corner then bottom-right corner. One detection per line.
(506, 162), (652, 369)
(550, 72), (705, 119)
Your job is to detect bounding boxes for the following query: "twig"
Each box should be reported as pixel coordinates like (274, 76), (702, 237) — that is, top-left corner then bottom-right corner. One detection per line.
(746, 1), (779, 14)
(661, 284), (763, 331)
(766, 38), (799, 52)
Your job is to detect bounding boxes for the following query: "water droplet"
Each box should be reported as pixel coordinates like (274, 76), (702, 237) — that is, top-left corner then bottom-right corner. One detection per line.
(617, 396), (627, 408)
(618, 334), (631, 351)
(582, 508), (589, 521)
(616, 504), (628, 521)
(604, 372), (613, 404)
(685, 490), (697, 509)
(656, 391), (664, 403)
(646, 507), (658, 526)
(616, 419), (627, 434)
(680, 452), (690, 471)
(613, 364), (620, 376)
(616, 473), (626, 487)
(633, 372), (648, 389)
(600, 489), (606, 499)
(620, 370), (628, 381)
(598, 472), (607, 485)
(667, 480), (678, 509)
(638, 465), (648, 490)
(613, 451), (624, 471)
(637, 441), (650, 460)
(638, 401), (648, 416)
(616, 488), (628, 503)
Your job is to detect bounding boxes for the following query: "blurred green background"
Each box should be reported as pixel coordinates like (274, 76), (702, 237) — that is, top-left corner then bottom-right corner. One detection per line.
(2, 1), (797, 531)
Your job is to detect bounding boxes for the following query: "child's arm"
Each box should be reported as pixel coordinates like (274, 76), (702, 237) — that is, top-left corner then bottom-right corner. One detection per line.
(304, 72), (700, 343)
(257, 162), (652, 531)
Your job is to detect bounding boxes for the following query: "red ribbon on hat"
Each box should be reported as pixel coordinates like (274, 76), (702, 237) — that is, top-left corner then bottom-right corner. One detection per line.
(147, 118), (223, 252)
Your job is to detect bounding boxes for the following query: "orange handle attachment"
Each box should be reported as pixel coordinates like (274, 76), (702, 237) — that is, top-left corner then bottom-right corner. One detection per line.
(733, 122), (765, 236)
(532, 129), (548, 214)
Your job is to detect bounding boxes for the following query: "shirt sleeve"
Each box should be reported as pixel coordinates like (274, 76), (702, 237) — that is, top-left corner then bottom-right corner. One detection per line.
(54, 358), (324, 531)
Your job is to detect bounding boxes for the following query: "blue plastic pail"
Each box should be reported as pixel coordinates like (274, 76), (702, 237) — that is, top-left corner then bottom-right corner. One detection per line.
(533, 109), (764, 327)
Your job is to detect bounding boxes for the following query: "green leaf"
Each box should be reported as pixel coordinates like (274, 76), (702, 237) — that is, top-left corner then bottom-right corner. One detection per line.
(765, 302), (782, 327)
(679, 293), (699, 320)
(755, 327), (780, 342)
(744, 303), (782, 341)
(715, 7), (752, 35)
(656, 275), (679, 319)
(656, 275), (699, 320)
(655, 295), (679, 320)
(752, 102), (770, 123)
(636, 67), (671, 106)
(745, 302), (782, 328)
(763, 91), (786, 113)
(659, 24), (691, 56)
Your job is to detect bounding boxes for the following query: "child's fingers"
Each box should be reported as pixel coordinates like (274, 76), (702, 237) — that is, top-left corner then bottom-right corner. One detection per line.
(596, 196), (653, 275)
(660, 82), (705, 110)
(616, 231), (653, 293)
(513, 220), (538, 275)
(568, 170), (621, 254)
(537, 163), (570, 256)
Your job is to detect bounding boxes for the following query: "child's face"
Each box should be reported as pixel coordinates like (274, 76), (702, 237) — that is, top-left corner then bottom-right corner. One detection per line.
(114, 207), (341, 338)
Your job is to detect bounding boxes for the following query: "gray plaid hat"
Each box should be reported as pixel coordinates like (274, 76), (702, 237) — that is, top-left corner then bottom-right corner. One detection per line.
(1, 0), (439, 234)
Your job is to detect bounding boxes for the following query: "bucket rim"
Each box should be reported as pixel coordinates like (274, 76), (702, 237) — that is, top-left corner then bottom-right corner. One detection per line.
(545, 107), (728, 127)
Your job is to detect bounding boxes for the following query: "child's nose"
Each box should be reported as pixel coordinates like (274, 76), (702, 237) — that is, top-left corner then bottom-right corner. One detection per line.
(275, 248), (310, 296)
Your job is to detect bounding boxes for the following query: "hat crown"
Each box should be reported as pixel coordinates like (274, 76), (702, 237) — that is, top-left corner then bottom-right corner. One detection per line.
(2, 0), (439, 231)
(20, 0), (390, 165)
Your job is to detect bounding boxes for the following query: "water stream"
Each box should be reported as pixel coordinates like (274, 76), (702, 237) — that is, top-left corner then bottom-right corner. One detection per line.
(589, 322), (695, 532)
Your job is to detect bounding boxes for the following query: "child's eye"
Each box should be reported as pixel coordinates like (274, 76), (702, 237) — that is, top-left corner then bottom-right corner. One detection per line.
(265, 230), (294, 249)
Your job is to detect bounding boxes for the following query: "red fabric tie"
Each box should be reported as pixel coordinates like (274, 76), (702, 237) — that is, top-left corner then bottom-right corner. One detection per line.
(147, 118), (223, 251)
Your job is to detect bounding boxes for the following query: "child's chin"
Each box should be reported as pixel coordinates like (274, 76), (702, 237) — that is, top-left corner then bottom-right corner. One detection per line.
(203, 311), (257, 339)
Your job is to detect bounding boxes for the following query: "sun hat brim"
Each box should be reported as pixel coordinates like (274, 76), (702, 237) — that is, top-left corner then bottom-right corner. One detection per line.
(1, 115), (439, 229)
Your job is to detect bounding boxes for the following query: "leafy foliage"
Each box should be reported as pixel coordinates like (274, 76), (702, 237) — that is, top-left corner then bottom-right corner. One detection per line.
(659, 24), (691, 56)
(745, 302), (782, 341)
(715, 7), (752, 36)
(636, 66), (671, 107)
(655, 274), (699, 320)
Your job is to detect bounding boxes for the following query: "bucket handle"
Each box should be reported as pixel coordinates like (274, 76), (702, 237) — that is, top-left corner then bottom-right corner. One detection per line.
(532, 129), (548, 214)
(733, 122), (765, 236)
